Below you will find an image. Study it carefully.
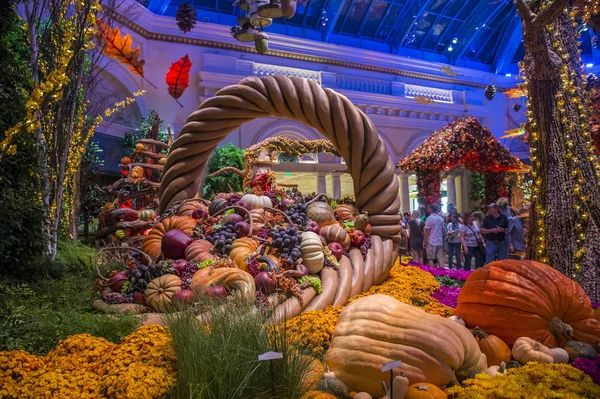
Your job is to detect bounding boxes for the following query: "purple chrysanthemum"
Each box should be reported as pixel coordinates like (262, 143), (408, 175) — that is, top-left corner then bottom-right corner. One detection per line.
(406, 261), (473, 281)
(572, 356), (600, 385)
(432, 285), (461, 308)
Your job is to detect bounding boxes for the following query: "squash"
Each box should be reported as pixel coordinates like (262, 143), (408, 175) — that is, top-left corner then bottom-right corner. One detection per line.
(334, 204), (358, 222)
(301, 355), (325, 391)
(316, 370), (349, 399)
(448, 315), (466, 326)
(190, 266), (255, 302)
(308, 202), (337, 227)
(135, 143), (146, 152)
(354, 213), (370, 232)
(320, 225), (351, 250)
(120, 156), (133, 165)
(257, 255), (280, 272)
(564, 340), (598, 361)
(405, 383), (446, 399)
(301, 232), (325, 273)
(130, 166), (145, 183)
(551, 347), (570, 364)
(229, 237), (259, 270)
(184, 239), (214, 262)
(472, 327), (511, 366)
(325, 295), (486, 397)
(209, 198), (227, 216)
(505, 361), (521, 369)
(142, 216), (197, 258)
(177, 200), (208, 217)
(247, 208), (266, 234)
(455, 259), (600, 346)
(594, 308), (600, 321)
(145, 275), (182, 311)
(485, 362), (507, 377)
(383, 375), (409, 399)
(138, 209), (156, 221)
(301, 392), (337, 399)
(241, 193), (272, 210)
(511, 337), (554, 364)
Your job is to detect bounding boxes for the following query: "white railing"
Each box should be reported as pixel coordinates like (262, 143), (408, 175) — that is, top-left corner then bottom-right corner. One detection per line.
(335, 75), (392, 95)
(253, 63), (321, 84)
(404, 84), (453, 103)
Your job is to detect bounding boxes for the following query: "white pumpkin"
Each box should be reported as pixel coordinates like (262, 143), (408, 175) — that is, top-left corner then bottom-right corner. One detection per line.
(241, 194), (273, 210)
(485, 362), (507, 377)
(448, 315), (466, 326)
(551, 347), (570, 364)
(301, 231), (325, 273)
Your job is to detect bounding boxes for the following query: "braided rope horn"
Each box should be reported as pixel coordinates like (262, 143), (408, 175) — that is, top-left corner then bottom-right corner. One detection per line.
(159, 75), (401, 240)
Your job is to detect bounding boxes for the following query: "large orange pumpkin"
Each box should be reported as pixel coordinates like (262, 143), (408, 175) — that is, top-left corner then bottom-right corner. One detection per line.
(142, 216), (197, 258)
(145, 274), (182, 311)
(229, 237), (259, 270)
(455, 260), (600, 347)
(185, 239), (214, 262)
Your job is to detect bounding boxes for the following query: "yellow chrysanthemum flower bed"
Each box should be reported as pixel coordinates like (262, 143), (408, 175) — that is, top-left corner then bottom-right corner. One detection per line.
(284, 261), (455, 358)
(447, 362), (600, 398)
(0, 325), (176, 399)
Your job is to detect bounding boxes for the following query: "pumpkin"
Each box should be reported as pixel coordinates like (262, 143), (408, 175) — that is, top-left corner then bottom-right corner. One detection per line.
(301, 392), (337, 399)
(247, 209), (266, 234)
(448, 315), (466, 326)
(316, 375), (349, 399)
(325, 295), (486, 397)
(472, 327), (511, 366)
(120, 156), (133, 165)
(594, 308), (600, 321)
(301, 355), (325, 390)
(177, 200), (208, 217)
(564, 340), (598, 361)
(229, 237), (259, 270)
(551, 347), (570, 363)
(142, 216), (197, 258)
(130, 166), (145, 183)
(382, 375), (409, 399)
(145, 275), (182, 311)
(135, 143), (146, 152)
(485, 362), (507, 377)
(511, 337), (554, 364)
(185, 239), (214, 262)
(241, 193), (272, 210)
(334, 204), (358, 222)
(138, 209), (156, 221)
(320, 225), (351, 250)
(455, 260), (600, 346)
(190, 266), (256, 302)
(405, 383), (446, 399)
(308, 202), (337, 227)
(301, 232), (325, 273)
(209, 198), (227, 216)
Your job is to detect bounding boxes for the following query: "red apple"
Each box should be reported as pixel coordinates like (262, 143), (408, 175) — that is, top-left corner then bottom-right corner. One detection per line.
(350, 229), (365, 247)
(191, 207), (209, 220)
(234, 221), (250, 237)
(328, 242), (344, 260)
(174, 289), (195, 305)
(108, 272), (128, 292)
(205, 285), (227, 298)
(133, 291), (146, 305)
(172, 259), (187, 275)
(306, 220), (320, 234)
(297, 264), (309, 277)
(254, 271), (275, 294)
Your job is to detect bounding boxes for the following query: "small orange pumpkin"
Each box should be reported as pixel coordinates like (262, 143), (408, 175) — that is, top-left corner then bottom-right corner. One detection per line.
(130, 166), (145, 183)
(334, 203), (358, 222)
(307, 202), (336, 228)
(229, 237), (259, 270)
(320, 225), (351, 250)
(120, 156), (133, 165)
(142, 216), (197, 258)
(301, 355), (325, 390)
(472, 327), (511, 366)
(135, 143), (146, 152)
(144, 274), (182, 311)
(185, 240), (214, 262)
(406, 383), (447, 399)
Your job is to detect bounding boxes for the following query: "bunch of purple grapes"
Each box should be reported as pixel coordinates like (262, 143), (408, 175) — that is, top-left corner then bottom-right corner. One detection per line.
(264, 190), (280, 207)
(103, 293), (133, 304)
(225, 194), (242, 207)
(269, 226), (302, 267)
(206, 223), (238, 256)
(246, 256), (261, 277)
(285, 203), (308, 227)
(360, 234), (372, 260)
(257, 228), (270, 240)
(180, 261), (198, 290)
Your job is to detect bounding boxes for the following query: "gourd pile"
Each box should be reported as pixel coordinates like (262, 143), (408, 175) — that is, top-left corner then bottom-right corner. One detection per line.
(95, 190), (377, 321)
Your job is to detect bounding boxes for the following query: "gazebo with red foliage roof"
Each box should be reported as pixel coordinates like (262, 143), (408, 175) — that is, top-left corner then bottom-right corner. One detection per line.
(397, 117), (525, 207)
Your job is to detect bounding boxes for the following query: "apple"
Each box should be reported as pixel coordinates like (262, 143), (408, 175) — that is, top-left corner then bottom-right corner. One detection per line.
(205, 285), (227, 298)
(174, 289), (195, 305)
(297, 264), (309, 277)
(306, 220), (320, 234)
(133, 291), (146, 305)
(191, 207), (209, 220)
(108, 272), (128, 292)
(350, 229), (366, 247)
(234, 221), (250, 237)
(328, 242), (344, 260)
(235, 200), (250, 210)
(224, 213), (244, 226)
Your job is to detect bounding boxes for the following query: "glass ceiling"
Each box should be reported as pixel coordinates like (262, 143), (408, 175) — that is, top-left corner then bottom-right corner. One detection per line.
(155, 0), (596, 74)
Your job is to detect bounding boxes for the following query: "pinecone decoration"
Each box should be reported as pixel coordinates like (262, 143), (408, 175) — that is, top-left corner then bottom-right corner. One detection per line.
(513, 103), (522, 112)
(593, 35), (599, 49)
(176, 3), (197, 33)
(484, 85), (497, 101)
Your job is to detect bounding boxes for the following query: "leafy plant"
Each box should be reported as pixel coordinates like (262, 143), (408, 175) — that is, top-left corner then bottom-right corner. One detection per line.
(469, 172), (485, 203)
(121, 109), (168, 154)
(434, 275), (465, 288)
(166, 299), (313, 399)
(203, 142), (244, 198)
(79, 141), (106, 239)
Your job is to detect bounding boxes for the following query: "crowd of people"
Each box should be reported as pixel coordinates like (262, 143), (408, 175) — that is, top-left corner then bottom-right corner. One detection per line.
(402, 197), (526, 270)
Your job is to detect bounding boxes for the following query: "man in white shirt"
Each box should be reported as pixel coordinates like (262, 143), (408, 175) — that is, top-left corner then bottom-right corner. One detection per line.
(423, 203), (445, 267)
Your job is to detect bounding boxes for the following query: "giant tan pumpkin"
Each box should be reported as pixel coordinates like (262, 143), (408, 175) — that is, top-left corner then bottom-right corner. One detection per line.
(142, 216), (197, 258)
(325, 294), (486, 397)
(455, 260), (600, 347)
(190, 266), (255, 302)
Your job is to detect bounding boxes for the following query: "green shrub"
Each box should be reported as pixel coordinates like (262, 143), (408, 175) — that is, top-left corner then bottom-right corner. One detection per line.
(203, 142), (244, 198)
(167, 300), (313, 399)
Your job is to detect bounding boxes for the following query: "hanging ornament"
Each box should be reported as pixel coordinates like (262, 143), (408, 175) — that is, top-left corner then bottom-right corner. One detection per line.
(484, 85), (497, 101)
(176, 3), (197, 33)
(593, 35), (599, 49)
(513, 103), (522, 112)
(254, 32), (269, 55)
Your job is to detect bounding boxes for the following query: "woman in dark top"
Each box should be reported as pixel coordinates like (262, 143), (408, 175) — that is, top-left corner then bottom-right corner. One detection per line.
(407, 209), (425, 264)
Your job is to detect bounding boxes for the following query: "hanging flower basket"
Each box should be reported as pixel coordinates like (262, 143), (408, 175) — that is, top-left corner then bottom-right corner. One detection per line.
(258, 0), (283, 18)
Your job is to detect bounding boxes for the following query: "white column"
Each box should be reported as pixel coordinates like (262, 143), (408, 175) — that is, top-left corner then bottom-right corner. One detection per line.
(331, 172), (342, 199)
(446, 173), (457, 210)
(317, 171), (327, 195)
(397, 171), (411, 213)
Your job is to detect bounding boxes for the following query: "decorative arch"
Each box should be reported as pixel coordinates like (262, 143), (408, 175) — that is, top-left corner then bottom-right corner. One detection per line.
(252, 120), (320, 144)
(159, 75), (400, 240)
(403, 131), (431, 159)
(97, 68), (148, 118)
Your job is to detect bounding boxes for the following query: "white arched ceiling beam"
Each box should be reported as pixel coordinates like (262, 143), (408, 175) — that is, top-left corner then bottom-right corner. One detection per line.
(320, 0), (348, 42)
(494, 16), (523, 74)
(148, 0), (172, 15)
(387, 0), (435, 54)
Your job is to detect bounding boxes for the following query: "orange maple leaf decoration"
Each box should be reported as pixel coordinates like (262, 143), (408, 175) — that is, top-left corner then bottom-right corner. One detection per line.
(97, 20), (156, 88)
(165, 54), (192, 107)
(504, 85), (526, 99)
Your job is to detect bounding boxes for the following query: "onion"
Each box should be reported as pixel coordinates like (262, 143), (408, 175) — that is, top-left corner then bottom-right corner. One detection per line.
(108, 272), (128, 292)
(234, 221), (250, 237)
(255, 271), (275, 294)
(161, 229), (193, 259)
(174, 289), (195, 305)
(224, 213), (244, 226)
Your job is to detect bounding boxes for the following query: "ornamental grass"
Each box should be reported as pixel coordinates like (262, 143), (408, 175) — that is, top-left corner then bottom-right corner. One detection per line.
(447, 362), (600, 398)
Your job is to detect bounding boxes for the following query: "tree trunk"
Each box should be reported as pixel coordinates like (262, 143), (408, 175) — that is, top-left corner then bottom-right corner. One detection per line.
(516, 0), (600, 300)
(70, 168), (81, 241)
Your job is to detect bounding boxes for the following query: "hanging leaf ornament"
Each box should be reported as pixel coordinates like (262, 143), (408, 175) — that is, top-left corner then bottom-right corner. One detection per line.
(97, 20), (157, 88)
(504, 85), (527, 99)
(165, 54), (192, 107)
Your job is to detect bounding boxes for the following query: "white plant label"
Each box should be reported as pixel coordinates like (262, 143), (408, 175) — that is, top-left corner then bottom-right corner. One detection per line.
(258, 351), (283, 361)
(381, 360), (402, 372)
